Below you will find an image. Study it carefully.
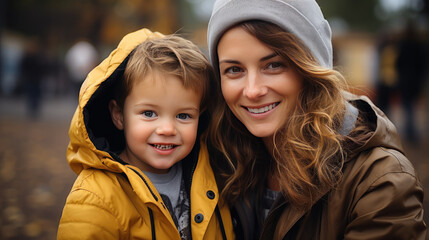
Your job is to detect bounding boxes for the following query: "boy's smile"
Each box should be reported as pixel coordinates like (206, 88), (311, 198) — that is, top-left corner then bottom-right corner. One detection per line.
(111, 71), (201, 174)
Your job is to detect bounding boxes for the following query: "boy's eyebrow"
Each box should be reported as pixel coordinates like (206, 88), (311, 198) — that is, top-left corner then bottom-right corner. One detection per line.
(179, 106), (200, 113)
(135, 103), (200, 112)
(135, 103), (157, 107)
(219, 52), (278, 64)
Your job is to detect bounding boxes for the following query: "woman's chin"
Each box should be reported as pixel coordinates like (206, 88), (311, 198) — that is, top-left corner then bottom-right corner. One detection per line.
(246, 126), (276, 139)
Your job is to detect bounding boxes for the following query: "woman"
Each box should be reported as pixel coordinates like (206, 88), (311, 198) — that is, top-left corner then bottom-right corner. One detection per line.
(206, 0), (427, 239)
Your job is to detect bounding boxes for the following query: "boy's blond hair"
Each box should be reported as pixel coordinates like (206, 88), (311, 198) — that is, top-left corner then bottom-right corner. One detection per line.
(115, 35), (213, 111)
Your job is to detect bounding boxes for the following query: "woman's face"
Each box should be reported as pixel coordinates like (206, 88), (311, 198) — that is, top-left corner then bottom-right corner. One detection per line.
(217, 26), (303, 139)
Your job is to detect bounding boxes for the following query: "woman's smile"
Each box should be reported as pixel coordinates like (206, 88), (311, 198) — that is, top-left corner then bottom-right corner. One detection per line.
(244, 102), (280, 114)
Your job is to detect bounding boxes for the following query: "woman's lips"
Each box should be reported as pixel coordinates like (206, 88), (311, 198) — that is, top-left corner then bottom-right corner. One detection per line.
(245, 102), (279, 114)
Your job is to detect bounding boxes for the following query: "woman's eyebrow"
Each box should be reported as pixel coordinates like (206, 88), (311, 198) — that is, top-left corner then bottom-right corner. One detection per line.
(260, 53), (278, 62)
(219, 53), (278, 65)
(219, 59), (240, 64)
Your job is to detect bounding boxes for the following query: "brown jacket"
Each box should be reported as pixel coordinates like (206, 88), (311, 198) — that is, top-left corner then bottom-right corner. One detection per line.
(233, 94), (427, 240)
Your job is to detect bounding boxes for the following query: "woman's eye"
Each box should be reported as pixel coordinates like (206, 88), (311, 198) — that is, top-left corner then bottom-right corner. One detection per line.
(177, 113), (191, 120)
(142, 111), (157, 118)
(266, 62), (284, 70)
(225, 66), (242, 74)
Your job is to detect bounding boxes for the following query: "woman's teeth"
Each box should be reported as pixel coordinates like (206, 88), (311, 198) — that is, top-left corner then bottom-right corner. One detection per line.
(247, 102), (279, 114)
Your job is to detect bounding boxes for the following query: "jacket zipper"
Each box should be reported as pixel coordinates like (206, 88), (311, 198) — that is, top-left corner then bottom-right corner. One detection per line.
(127, 166), (158, 201)
(127, 166), (159, 240)
(186, 158), (198, 240)
(148, 207), (156, 240)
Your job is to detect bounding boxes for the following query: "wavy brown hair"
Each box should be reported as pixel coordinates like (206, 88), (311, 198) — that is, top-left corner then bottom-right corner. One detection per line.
(209, 20), (353, 210)
(115, 35), (213, 112)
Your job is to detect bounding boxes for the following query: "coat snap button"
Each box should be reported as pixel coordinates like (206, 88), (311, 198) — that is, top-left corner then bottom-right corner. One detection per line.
(206, 190), (215, 199)
(194, 213), (204, 223)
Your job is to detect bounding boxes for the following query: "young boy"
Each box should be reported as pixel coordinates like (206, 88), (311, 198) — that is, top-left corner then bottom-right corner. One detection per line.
(57, 28), (234, 240)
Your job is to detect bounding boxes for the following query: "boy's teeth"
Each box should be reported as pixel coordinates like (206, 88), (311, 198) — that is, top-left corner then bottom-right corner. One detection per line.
(247, 103), (278, 114)
(154, 144), (174, 150)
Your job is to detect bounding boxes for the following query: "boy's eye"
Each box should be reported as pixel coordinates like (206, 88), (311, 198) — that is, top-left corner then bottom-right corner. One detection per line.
(142, 111), (157, 118)
(177, 113), (191, 120)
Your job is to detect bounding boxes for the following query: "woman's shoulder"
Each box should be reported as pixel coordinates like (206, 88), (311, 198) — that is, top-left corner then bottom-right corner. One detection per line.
(356, 147), (417, 175)
(336, 147), (425, 239)
(343, 146), (422, 195)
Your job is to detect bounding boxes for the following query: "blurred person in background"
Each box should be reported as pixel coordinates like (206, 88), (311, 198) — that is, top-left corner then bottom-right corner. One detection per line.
(19, 38), (46, 119)
(206, 0), (427, 239)
(395, 20), (428, 144)
(64, 40), (99, 97)
(374, 31), (398, 116)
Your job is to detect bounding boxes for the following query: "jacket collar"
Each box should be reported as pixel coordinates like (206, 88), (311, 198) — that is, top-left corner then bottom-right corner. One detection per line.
(260, 185), (332, 239)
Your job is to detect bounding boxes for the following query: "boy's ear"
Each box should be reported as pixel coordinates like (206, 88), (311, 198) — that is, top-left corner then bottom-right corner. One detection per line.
(109, 100), (124, 130)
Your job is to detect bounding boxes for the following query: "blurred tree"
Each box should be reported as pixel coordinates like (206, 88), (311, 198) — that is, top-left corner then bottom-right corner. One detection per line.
(2, 0), (200, 97)
(318, 0), (382, 32)
(3, 0), (191, 50)
(423, 0), (429, 16)
(319, 0), (428, 32)
(5, 0), (115, 46)
(4, 0), (426, 53)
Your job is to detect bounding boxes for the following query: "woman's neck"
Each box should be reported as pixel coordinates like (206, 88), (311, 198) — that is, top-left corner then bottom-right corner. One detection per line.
(263, 136), (274, 153)
(268, 173), (281, 191)
(263, 136), (281, 191)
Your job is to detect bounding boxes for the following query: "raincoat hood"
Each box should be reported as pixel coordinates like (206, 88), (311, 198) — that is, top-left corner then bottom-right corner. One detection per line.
(67, 28), (164, 174)
(344, 92), (404, 160)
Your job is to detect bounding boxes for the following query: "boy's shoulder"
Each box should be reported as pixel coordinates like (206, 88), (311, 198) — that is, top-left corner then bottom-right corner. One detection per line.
(66, 168), (135, 214)
(60, 170), (152, 238)
(72, 168), (120, 191)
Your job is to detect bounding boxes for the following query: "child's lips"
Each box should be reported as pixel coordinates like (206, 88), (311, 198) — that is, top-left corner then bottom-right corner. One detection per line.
(150, 144), (177, 150)
(149, 143), (179, 155)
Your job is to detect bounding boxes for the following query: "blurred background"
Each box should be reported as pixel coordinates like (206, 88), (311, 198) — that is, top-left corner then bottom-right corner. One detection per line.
(0, 0), (428, 239)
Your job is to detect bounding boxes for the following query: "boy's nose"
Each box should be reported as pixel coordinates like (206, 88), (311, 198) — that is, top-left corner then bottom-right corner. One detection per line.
(156, 120), (177, 136)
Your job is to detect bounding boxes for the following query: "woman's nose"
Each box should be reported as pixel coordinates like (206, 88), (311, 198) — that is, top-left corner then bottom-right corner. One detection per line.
(156, 119), (177, 136)
(243, 72), (268, 99)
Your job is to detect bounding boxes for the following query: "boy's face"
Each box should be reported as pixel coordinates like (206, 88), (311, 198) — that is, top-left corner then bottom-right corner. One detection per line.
(115, 72), (201, 174)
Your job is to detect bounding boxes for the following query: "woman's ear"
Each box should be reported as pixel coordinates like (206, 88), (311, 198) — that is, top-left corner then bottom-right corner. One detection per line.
(109, 100), (124, 130)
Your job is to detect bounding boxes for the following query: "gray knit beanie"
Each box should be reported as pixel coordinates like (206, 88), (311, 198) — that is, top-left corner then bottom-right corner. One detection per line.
(207, 0), (333, 70)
